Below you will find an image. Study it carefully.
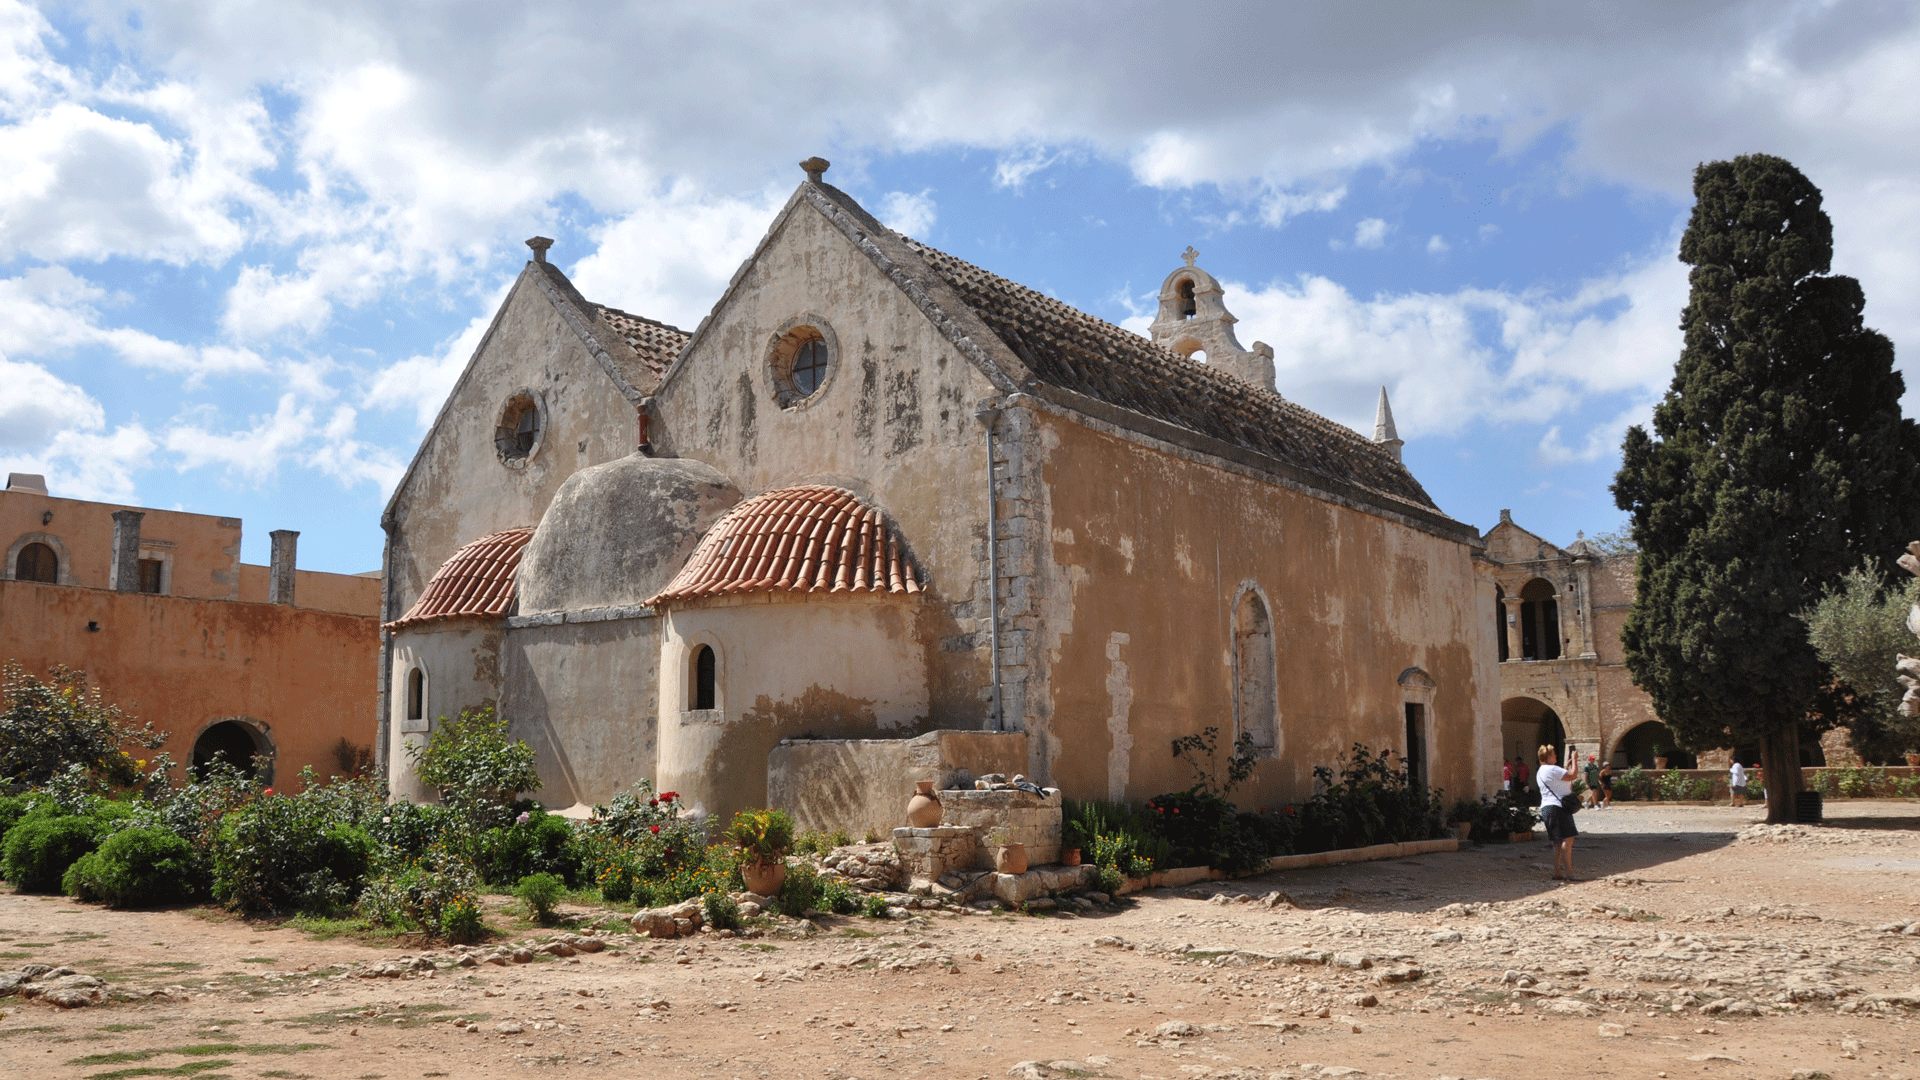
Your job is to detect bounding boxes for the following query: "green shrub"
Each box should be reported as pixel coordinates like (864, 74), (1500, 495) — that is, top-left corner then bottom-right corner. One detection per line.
(356, 847), (482, 939)
(0, 661), (165, 787)
(819, 877), (858, 915)
(0, 793), (41, 839)
(703, 891), (743, 930)
(864, 893), (890, 918)
(404, 707), (540, 829)
(2, 812), (113, 892)
(515, 872), (565, 922)
(62, 826), (197, 907)
(1095, 865), (1124, 896)
(477, 811), (579, 886)
(775, 859), (820, 917)
(726, 808), (795, 864)
(365, 799), (455, 860)
(209, 794), (373, 915)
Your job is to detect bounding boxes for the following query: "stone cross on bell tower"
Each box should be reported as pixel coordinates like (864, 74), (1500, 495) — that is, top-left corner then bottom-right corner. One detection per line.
(1147, 249), (1277, 391)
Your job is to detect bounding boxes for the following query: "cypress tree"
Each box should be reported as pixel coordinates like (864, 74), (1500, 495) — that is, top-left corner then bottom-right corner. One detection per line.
(1612, 153), (1920, 823)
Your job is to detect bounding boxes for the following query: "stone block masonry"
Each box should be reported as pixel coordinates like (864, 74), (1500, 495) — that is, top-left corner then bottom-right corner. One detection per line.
(935, 787), (1063, 868)
(890, 825), (979, 883)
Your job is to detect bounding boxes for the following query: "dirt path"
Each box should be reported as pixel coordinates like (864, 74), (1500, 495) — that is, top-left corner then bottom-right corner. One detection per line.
(3, 800), (1917, 1080)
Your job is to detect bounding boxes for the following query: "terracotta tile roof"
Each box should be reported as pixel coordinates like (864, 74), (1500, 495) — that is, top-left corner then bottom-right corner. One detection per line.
(385, 527), (534, 630)
(649, 486), (922, 607)
(594, 305), (690, 382)
(902, 239), (1442, 515)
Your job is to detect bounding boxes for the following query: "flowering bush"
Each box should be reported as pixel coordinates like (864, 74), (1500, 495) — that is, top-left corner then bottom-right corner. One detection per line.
(356, 845), (483, 941)
(207, 786), (374, 915)
(475, 809), (581, 886)
(0, 661), (166, 787)
(404, 707), (540, 830)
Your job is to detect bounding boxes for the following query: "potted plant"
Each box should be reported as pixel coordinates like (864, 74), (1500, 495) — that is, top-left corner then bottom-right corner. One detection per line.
(1446, 798), (1479, 843)
(1060, 819), (1085, 867)
(1904, 749), (1920, 768)
(987, 826), (1028, 875)
(1651, 744), (1669, 770)
(727, 808), (795, 897)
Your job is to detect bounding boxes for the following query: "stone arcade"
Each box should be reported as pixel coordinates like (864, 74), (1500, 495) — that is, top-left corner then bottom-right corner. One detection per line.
(379, 159), (1500, 829)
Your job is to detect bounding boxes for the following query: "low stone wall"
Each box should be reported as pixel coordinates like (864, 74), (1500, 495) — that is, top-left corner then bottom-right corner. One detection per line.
(1116, 838), (1462, 894)
(936, 788), (1062, 868)
(891, 825), (978, 883)
(766, 729), (1030, 838)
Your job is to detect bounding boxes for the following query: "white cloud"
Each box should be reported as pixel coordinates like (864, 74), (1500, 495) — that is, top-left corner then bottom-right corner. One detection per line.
(877, 189), (937, 238)
(1427, 235), (1449, 254)
(362, 290), (506, 428)
(566, 182), (790, 332)
(0, 267), (267, 380)
(0, 353), (104, 449)
(0, 351), (154, 501)
(1353, 218), (1390, 249)
(163, 394), (315, 482)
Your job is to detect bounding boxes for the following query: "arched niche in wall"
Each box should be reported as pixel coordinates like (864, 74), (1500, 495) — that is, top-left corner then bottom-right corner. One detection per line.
(1232, 585), (1278, 756)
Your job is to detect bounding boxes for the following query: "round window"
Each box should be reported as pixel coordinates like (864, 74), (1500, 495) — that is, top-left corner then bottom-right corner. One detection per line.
(767, 318), (837, 408)
(494, 392), (544, 467)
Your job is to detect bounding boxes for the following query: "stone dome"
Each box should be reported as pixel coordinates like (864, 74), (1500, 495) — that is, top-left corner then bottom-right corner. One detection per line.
(515, 455), (740, 615)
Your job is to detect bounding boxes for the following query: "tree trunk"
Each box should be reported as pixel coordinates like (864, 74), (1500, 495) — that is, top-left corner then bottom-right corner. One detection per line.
(1759, 725), (1804, 824)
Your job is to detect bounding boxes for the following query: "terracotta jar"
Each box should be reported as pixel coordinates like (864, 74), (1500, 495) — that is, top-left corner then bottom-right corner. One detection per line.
(1061, 847), (1082, 867)
(1653, 756), (1670, 771)
(1905, 752), (1920, 767)
(741, 859), (787, 898)
(995, 842), (1028, 875)
(906, 781), (943, 828)
(1455, 821), (1473, 842)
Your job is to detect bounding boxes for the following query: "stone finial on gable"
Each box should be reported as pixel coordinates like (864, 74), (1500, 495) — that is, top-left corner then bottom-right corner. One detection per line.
(800, 156), (830, 183)
(1147, 248), (1276, 391)
(1373, 386), (1404, 464)
(526, 236), (554, 263)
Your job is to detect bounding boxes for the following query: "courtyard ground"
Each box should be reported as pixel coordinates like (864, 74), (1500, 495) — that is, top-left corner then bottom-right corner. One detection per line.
(3, 799), (1917, 1080)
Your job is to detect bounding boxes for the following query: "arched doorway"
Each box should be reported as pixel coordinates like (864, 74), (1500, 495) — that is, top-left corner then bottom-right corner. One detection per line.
(1619, 721), (1694, 769)
(1501, 696), (1565, 764)
(192, 719), (274, 784)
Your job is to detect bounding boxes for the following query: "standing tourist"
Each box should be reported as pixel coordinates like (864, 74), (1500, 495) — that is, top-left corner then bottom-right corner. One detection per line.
(1729, 760), (1748, 808)
(1536, 745), (1579, 881)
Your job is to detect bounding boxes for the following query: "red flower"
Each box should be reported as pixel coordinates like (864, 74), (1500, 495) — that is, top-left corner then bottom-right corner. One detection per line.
(650, 824), (661, 834)
(662, 792), (677, 801)
(649, 798), (658, 806)
(262, 788), (274, 796)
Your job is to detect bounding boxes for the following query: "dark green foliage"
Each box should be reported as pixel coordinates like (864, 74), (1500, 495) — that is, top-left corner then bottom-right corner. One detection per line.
(0, 793), (42, 839)
(1291, 745), (1443, 852)
(1170, 726), (1257, 797)
(2, 813), (103, 892)
(63, 826), (197, 907)
(404, 707), (540, 829)
(514, 872), (564, 922)
(776, 860), (820, 917)
(208, 794), (373, 915)
(864, 893), (891, 918)
(364, 799), (455, 861)
(0, 662), (166, 786)
(703, 890), (744, 930)
(476, 810), (580, 886)
(356, 846), (483, 940)
(1144, 790), (1247, 870)
(818, 877), (858, 915)
(1064, 798), (1170, 877)
(1613, 153), (1920, 822)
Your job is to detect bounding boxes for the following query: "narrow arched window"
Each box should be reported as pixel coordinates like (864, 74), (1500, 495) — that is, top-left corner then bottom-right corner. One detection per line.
(1177, 278), (1197, 318)
(405, 668), (425, 721)
(1520, 578), (1561, 661)
(15, 542), (57, 583)
(1234, 591), (1277, 751)
(1494, 584), (1509, 663)
(692, 645), (716, 710)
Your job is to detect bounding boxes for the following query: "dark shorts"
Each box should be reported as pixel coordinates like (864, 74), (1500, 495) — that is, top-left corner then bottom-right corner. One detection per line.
(1731, 785), (1747, 796)
(1541, 804), (1578, 844)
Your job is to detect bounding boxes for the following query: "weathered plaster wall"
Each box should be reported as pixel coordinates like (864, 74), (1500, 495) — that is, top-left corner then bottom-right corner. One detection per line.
(1029, 412), (1497, 806)
(2, 489), (242, 598)
(500, 616), (661, 810)
(767, 729), (1029, 838)
(657, 597), (932, 822)
(386, 621), (504, 803)
(384, 269), (641, 623)
(1589, 553), (1660, 755)
(648, 199), (1001, 728)
(238, 564), (381, 615)
(0, 579), (375, 791)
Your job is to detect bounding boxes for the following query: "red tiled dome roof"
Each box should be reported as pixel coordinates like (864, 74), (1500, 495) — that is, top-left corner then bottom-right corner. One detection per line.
(384, 527), (534, 630)
(648, 486), (921, 606)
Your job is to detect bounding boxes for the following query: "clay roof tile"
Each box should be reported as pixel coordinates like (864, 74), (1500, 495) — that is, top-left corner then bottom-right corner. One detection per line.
(384, 527), (534, 631)
(648, 485), (922, 607)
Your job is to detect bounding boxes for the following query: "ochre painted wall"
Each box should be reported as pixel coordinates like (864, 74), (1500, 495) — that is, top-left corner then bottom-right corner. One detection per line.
(237, 564), (381, 615)
(1030, 413), (1498, 807)
(3, 488), (241, 599)
(0, 579), (377, 791)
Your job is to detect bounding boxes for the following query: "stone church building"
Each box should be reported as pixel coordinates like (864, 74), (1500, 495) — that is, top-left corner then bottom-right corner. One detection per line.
(377, 159), (1500, 829)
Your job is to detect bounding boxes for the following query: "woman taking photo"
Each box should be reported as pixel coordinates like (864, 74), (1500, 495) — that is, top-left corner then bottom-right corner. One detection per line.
(1536, 744), (1580, 881)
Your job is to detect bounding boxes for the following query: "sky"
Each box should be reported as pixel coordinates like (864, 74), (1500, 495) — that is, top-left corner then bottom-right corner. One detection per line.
(4, 0), (1919, 573)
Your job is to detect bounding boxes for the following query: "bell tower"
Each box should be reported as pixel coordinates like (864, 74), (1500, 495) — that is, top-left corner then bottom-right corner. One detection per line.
(1147, 247), (1276, 390)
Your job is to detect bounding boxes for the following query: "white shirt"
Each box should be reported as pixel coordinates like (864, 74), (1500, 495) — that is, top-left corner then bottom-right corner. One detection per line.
(1537, 764), (1572, 808)
(1730, 763), (1747, 787)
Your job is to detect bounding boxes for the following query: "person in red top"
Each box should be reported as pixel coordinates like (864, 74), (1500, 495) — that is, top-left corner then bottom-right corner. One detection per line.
(1502, 758), (1513, 792)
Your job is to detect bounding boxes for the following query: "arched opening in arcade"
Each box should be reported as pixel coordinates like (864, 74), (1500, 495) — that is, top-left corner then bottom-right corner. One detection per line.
(1618, 720), (1696, 770)
(1501, 695), (1566, 767)
(191, 718), (275, 785)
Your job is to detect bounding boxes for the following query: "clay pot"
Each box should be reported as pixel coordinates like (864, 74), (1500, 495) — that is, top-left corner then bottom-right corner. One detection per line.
(1510, 831), (1536, 843)
(1653, 757), (1670, 771)
(1061, 847), (1082, 867)
(1904, 752), (1920, 768)
(1454, 821), (1473, 842)
(906, 781), (943, 828)
(741, 859), (787, 897)
(995, 843), (1028, 876)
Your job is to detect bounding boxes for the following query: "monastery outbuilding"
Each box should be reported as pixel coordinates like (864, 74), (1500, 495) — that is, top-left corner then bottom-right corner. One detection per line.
(379, 159), (1501, 833)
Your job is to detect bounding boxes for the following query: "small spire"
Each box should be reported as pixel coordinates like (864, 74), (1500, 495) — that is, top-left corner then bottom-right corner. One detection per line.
(800, 156), (830, 183)
(525, 236), (554, 263)
(1373, 386), (1404, 463)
